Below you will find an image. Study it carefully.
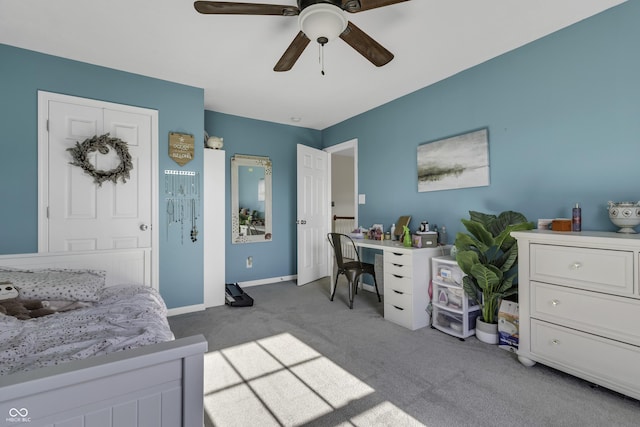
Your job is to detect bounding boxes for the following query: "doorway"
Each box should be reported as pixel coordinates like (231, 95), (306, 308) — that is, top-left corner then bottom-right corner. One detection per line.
(326, 139), (358, 233)
(296, 139), (358, 288)
(326, 139), (363, 293)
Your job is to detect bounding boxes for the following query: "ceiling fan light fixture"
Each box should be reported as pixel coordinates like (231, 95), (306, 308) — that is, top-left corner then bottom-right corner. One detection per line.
(299, 3), (347, 44)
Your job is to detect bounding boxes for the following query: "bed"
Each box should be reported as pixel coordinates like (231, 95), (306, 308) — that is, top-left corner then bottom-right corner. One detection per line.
(0, 249), (207, 426)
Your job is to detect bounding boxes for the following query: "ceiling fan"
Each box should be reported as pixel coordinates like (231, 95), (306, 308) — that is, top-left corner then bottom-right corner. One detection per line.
(194, 0), (410, 72)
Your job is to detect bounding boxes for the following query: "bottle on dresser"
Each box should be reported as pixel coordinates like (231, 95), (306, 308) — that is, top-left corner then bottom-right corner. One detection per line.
(572, 203), (581, 231)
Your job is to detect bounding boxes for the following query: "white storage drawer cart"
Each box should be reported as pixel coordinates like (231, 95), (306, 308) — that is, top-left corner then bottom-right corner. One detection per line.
(431, 255), (480, 339)
(382, 246), (448, 330)
(512, 230), (640, 401)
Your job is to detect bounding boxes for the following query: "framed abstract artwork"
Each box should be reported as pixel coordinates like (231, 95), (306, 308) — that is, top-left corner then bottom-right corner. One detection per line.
(417, 128), (490, 192)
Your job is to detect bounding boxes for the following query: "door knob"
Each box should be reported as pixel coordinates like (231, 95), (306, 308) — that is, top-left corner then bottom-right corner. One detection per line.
(140, 224), (150, 231)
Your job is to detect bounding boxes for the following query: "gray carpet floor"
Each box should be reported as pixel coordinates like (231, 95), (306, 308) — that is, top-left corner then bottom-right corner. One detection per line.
(169, 278), (640, 427)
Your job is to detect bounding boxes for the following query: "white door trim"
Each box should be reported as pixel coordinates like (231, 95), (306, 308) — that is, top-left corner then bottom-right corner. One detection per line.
(37, 91), (159, 289)
(324, 139), (358, 294)
(324, 138), (358, 227)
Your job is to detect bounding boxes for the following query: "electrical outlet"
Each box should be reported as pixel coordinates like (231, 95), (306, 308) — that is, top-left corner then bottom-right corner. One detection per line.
(246, 256), (253, 268)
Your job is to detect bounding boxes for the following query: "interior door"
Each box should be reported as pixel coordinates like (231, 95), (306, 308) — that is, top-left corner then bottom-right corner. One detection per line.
(296, 144), (329, 286)
(44, 98), (153, 251)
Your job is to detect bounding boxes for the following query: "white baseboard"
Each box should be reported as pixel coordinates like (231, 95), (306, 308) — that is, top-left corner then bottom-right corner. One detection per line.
(167, 303), (205, 317)
(238, 275), (297, 288)
(167, 275), (300, 316)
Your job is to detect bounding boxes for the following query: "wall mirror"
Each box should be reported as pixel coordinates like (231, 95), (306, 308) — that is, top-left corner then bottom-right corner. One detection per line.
(231, 154), (272, 244)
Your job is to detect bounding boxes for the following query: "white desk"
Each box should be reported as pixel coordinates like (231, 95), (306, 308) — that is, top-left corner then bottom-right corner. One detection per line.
(353, 239), (449, 330)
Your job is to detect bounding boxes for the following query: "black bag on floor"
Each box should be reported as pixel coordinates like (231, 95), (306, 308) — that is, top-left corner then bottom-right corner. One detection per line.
(225, 283), (254, 307)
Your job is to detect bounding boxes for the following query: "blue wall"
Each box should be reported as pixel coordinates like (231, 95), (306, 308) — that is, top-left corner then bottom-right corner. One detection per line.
(0, 44), (205, 309)
(204, 111), (322, 283)
(1, 0), (636, 308)
(322, 1), (639, 240)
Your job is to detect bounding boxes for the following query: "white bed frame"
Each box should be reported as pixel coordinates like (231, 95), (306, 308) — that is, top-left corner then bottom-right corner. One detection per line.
(0, 248), (153, 288)
(0, 249), (207, 427)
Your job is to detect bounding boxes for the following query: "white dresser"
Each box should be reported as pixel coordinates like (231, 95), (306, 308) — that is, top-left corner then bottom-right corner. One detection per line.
(354, 239), (448, 330)
(512, 230), (640, 400)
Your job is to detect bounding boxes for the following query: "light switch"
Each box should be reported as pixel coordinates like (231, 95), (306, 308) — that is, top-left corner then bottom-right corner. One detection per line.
(358, 194), (366, 204)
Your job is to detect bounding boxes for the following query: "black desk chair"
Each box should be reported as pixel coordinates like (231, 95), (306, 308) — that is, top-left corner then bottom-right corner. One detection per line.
(327, 233), (381, 309)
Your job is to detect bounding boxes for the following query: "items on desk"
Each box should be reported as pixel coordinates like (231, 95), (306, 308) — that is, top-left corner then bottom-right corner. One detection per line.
(368, 224), (384, 240)
(394, 215), (411, 240)
(439, 225), (448, 245)
(349, 227), (365, 239)
(402, 225), (412, 247)
(415, 231), (437, 247)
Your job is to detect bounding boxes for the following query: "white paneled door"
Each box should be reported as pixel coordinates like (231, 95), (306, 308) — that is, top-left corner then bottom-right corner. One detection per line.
(40, 92), (155, 252)
(296, 144), (329, 286)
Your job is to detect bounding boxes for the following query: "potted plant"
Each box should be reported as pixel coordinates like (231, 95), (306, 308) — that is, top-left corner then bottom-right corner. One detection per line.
(454, 210), (534, 344)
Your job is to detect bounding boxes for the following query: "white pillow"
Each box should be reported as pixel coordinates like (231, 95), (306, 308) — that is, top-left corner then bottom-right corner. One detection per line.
(0, 267), (106, 302)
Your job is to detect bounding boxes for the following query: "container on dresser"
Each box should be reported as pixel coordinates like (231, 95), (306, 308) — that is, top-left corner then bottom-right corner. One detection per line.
(512, 230), (640, 401)
(431, 255), (480, 339)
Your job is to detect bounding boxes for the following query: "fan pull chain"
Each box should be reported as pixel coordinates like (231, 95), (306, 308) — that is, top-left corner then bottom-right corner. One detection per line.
(317, 37), (328, 76)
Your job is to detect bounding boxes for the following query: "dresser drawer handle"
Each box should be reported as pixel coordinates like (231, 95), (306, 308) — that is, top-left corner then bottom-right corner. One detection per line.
(392, 274), (404, 279)
(393, 305), (404, 311)
(392, 263), (403, 267)
(551, 339), (560, 345)
(551, 299), (560, 307)
(570, 262), (582, 270)
(393, 290), (404, 295)
(392, 252), (403, 256)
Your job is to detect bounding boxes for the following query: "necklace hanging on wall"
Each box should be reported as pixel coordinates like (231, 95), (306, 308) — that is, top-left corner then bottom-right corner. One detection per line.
(164, 170), (200, 244)
(190, 199), (198, 242)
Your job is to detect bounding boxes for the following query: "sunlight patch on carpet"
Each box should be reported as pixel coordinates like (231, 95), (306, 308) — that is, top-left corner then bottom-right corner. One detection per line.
(202, 332), (401, 426)
(345, 401), (426, 426)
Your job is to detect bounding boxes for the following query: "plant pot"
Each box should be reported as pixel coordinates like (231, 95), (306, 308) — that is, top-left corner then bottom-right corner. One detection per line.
(475, 318), (499, 344)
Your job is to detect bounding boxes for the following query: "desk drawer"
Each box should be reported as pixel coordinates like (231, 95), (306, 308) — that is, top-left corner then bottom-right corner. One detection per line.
(384, 261), (413, 278)
(531, 281), (640, 346)
(385, 285), (412, 308)
(530, 244), (633, 296)
(385, 251), (413, 268)
(384, 272), (412, 294)
(384, 302), (413, 329)
(530, 320), (640, 392)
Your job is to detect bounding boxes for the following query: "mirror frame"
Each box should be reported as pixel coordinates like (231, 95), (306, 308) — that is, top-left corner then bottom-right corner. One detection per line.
(231, 154), (273, 244)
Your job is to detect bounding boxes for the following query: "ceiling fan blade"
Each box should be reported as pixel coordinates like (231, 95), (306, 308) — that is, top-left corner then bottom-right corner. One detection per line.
(340, 21), (394, 67)
(343, 0), (409, 13)
(194, 1), (299, 16)
(274, 32), (310, 72)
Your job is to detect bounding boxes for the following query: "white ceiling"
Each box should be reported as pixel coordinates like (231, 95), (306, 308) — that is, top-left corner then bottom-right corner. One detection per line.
(0, 0), (625, 130)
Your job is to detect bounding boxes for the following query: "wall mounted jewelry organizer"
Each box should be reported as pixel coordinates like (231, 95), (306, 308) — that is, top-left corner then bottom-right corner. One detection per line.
(164, 170), (200, 244)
